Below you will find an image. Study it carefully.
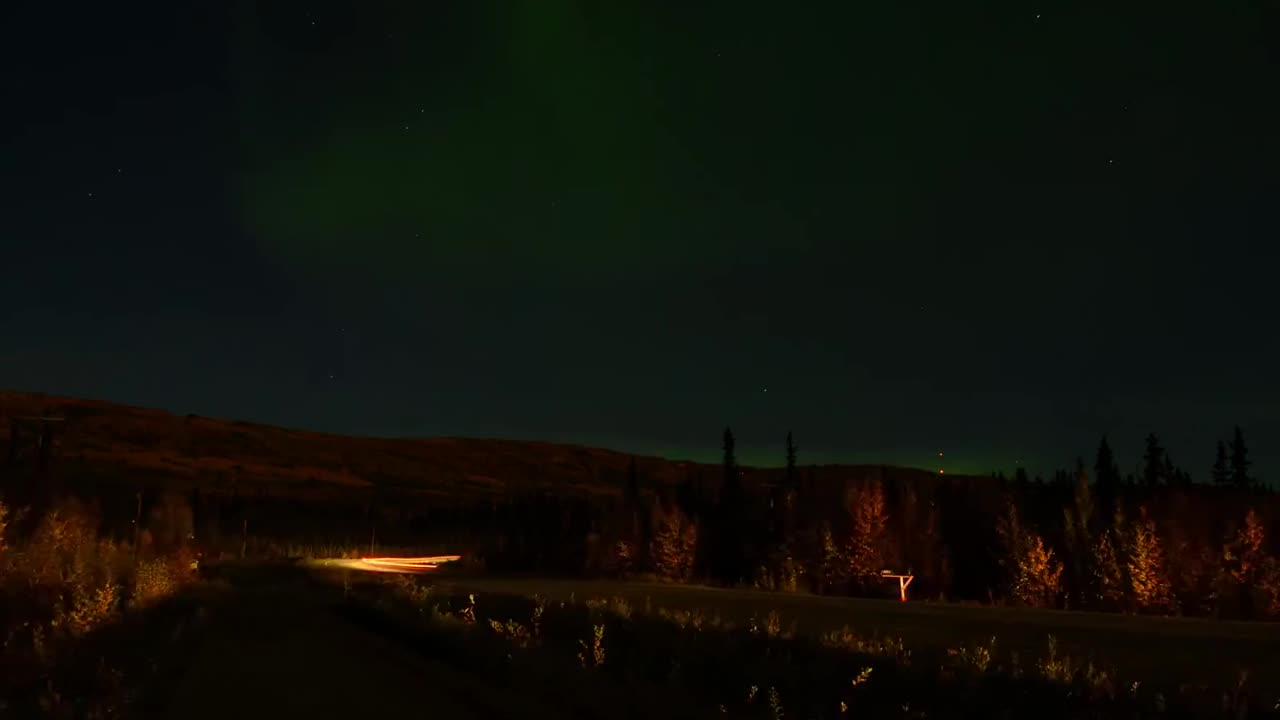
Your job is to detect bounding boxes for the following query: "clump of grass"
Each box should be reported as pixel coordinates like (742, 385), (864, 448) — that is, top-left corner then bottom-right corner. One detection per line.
(946, 635), (996, 674)
(749, 610), (788, 638)
(819, 626), (910, 664)
(577, 623), (605, 669)
(767, 685), (785, 719)
(585, 595), (633, 620)
(655, 606), (729, 632)
(1037, 635), (1115, 700)
(489, 618), (532, 648)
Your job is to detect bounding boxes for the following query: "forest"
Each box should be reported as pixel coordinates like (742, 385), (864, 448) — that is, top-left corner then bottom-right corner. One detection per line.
(14, 425), (1269, 623)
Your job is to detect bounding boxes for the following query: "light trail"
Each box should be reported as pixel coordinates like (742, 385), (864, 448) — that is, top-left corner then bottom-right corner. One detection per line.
(309, 555), (462, 574)
(359, 555), (462, 573)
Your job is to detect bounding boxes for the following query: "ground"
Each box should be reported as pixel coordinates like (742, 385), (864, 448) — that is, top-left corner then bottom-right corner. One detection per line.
(429, 575), (1280, 690)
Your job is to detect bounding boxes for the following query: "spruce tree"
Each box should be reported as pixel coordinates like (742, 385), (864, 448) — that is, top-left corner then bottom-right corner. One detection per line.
(1142, 434), (1166, 487)
(717, 426), (746, 585)
(723, 427), (738, 484)
(1229, 426), (1252, 488)
(1212, 440), (1231, 486)
(1094, 435), (1120, 493)
(785, 431), (798, 491)
(1162, 454), (1179, 488)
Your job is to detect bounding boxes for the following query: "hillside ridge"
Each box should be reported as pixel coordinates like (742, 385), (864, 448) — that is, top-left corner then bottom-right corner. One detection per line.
(0, 391), (967, 499)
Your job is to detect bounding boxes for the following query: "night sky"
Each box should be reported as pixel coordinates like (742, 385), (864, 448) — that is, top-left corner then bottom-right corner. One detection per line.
(2, 1), (1278, 478)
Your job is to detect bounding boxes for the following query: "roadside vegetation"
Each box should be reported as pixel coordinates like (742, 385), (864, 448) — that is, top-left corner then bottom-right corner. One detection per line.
(0, 494), (203, 718)
(342, 574), (1279, 719)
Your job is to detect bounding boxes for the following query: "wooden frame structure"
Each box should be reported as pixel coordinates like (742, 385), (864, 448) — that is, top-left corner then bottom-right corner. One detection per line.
(881, 570), (915, 602)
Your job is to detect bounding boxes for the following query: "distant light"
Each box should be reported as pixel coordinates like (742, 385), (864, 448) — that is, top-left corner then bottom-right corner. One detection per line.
(939, 469), (945, 474)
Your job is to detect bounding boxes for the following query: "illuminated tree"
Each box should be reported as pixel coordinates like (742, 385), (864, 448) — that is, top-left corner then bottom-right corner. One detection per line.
(997, 501), (1062, 608)
(1219, 509), (1279, 618)
(1012, 533), (1063, 608)
(1091, 517), (1127, 611)
(845, 479), (888, 591)
(651, 505), (697, 582)
(1126, 507), (1175, 613)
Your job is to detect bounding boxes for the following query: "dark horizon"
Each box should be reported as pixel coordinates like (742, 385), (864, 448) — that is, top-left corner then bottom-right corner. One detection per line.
(0, 387), (1263, 484)
(3, 2), (1277, 483)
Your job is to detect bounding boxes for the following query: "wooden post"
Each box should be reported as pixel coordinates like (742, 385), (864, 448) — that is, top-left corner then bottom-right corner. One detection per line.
(881, 571), (916, 602)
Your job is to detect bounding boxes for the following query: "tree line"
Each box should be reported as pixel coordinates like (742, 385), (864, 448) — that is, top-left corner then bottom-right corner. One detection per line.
(479, 427), (1279, 621)
(4, 422), (1277, 620)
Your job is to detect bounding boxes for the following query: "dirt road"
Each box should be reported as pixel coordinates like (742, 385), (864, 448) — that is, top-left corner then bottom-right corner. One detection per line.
(160, 568), (527, 720)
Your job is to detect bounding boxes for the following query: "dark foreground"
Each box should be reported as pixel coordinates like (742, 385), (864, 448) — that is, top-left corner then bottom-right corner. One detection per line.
(161, 565), (574, 720)
(144, 564), (1280, 719)
(164, 568), (474, 719)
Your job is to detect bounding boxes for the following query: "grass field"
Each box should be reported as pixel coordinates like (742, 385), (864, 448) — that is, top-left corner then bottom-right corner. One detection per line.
(426, 575), (1280, 692)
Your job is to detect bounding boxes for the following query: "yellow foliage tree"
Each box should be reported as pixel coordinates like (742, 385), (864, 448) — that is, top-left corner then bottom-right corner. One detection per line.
(651, 506), (697, 582)
(1012, 533), (1064, 608)
(1221, 509), (1280, 618)
(997, 501), (1063, 608)
(1126, 507), (1175, 613)
(845, 479), (888, 591)
(1091, 511), (1128, 611)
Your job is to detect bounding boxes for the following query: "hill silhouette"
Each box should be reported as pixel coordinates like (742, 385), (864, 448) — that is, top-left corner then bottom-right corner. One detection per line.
(0, 391), (968, 501)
